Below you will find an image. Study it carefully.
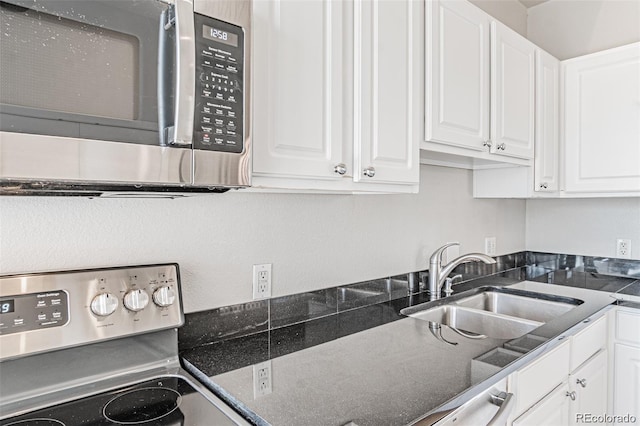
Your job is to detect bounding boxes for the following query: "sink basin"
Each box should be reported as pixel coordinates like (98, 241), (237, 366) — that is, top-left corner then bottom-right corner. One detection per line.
(407, 305), (543, 339)
(401, 287), (584, 340)
(453, 291), (578, 323)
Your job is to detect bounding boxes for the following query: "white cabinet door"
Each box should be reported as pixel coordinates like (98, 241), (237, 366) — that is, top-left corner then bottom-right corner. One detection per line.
(613, 343), (640, 425)
(353, 0), (420, 185)
(425, 0), (490, 151)
(252, 0), (348, 180)
(512, 382), (571, 426)
(570, 350), (608, 425)
(564, 42), (640, 193)
(490, 21), (535, 160)
(534, 49), (560, 192)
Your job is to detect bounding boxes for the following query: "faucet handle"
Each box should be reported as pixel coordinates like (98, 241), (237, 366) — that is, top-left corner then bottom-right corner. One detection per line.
(430, 242), (460, 265)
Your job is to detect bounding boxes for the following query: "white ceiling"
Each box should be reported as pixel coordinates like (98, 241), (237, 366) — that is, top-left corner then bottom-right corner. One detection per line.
(518, 0), (550, 8)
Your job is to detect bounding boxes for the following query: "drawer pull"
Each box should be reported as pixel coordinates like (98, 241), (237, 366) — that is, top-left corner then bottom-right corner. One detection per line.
(576, 378), (587, 388)
(566, 391), (577, 401)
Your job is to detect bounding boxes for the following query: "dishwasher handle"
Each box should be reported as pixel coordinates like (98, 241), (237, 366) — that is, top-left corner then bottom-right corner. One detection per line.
(487, 392), (515, 426)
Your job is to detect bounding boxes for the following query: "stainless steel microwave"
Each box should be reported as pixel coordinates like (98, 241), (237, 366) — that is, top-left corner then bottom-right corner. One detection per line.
(0, 0), (250, 195)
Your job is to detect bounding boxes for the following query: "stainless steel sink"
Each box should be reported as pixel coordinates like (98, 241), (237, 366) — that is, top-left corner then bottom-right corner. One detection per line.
(453, 291), (578, 323)
(407, 305), (543, 339)
(401, 287), (583, 340)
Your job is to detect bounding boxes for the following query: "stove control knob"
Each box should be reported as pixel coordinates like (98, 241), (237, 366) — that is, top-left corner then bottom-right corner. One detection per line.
(123, 289), (149, 312)
(91, 293), (119, 317)
(153, 286), (176, 307)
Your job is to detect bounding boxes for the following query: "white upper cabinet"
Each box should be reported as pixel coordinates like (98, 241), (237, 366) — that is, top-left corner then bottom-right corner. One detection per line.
(251, 0), (419, 192)
(252, 0), (347, 181)
(423, 0), (533, 167)
(490, 21), (535, 160)
(564, 42), (640, 193)
(425, 0), (490, 151)
(534, 49), (560, 192)
(353, 0), (420, 185)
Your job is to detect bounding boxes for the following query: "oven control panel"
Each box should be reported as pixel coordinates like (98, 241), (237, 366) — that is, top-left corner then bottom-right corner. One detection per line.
(0, 264), (183, 361)
(193, 14), (244, 154)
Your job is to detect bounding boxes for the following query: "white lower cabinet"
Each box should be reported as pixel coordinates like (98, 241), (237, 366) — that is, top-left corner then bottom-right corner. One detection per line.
(610, 307), (640, 425)
(509, 315), (608, 426)
(569, 350), (608, 424)
(512, 382), (571, 426)
(612, 344), (640, 425)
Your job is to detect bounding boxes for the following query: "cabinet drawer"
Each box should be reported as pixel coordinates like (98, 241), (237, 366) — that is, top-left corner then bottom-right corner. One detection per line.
(616, 309), (640, 345)
(570, 315), (607, 371)
(511, 339), (570, 416)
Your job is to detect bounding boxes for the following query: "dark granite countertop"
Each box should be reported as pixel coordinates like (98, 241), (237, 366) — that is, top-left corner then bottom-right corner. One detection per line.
(181, 282), (629, 426)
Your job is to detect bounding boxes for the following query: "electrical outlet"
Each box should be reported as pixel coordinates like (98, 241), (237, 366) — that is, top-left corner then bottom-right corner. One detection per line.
(484, 237), (497, 256)
(253, 361), (272, 397)
(252, 264), (272, 299)
(616, 239), (632, 259)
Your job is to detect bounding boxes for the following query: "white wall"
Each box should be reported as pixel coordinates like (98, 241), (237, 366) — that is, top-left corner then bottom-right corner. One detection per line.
(471, 0), (528, 36)
(0, 165), (526, 312)
(527, 198), (640, 260)
(527, 0), (640, 59)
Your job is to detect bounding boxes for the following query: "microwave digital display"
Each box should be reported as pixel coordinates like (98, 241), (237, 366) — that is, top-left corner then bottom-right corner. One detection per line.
(203, 24), (238, 47)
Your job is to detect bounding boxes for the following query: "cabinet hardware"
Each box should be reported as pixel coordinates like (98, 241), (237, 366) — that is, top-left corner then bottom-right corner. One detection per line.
(334, 163), (347, 175)
(497, 143), (506, 151)
(363, 167), (376, 178)
(566, 391), (577, 401)
(576, 378), (587, 388)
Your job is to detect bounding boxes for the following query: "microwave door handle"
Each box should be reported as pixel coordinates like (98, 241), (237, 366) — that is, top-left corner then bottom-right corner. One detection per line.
(171, 0), (196, 147)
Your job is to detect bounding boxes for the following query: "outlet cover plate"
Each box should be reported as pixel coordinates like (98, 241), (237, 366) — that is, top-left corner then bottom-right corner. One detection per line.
(253, 360), (272, 397)
(485, 237), (497, 256)
(252, 264), (272, 299)
(616, 239), (632, 259)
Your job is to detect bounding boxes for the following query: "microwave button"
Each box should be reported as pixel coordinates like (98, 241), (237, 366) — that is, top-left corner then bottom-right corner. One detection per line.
(226, 130), (236, 137)
(215, 63), (225, 70)
(214, 53), (226, 61)
(227, 139), (236, 145)
(227, 65), (238, 73)
(227, 56), (237, 63)
(201, 126), (212, 133)
(202, 116), (211, 124)
(226, 122), (236, 131)
(215, 93), (224, 100)
(214, 137), (224, 145)
(214, 119), (224, 127)
(202, 49), (213, 57)
(202, 134), (211, 145)
(215, 109), (224, 116)
(203, 107), (211, 114)
(227, 95), (236, 103)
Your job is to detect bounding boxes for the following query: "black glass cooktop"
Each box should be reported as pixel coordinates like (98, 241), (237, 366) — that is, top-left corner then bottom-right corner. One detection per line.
(1, 377), (237, 426)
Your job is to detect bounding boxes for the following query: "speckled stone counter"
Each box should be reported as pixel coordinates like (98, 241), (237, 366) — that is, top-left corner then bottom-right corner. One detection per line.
(182, 282), (620, 426)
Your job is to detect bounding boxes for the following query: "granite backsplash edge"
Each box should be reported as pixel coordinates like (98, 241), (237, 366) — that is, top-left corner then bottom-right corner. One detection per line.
(178, 251), (640, 352)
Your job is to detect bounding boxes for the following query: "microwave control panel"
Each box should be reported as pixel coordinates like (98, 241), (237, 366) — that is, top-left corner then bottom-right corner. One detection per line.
(194, 14), (244, 154)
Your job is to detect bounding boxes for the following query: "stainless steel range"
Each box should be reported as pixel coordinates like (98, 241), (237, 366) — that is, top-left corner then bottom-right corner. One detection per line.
(0, 264), (249, 425)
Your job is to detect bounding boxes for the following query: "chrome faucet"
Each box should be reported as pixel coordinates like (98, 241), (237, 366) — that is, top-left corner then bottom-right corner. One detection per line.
(428, 243), (496, 301)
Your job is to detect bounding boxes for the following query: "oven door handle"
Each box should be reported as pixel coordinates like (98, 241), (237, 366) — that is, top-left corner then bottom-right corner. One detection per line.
(170, 0), (196, 147)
